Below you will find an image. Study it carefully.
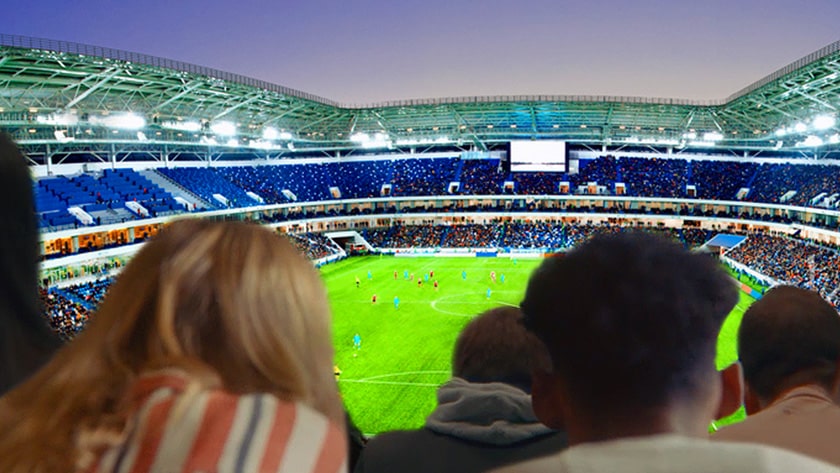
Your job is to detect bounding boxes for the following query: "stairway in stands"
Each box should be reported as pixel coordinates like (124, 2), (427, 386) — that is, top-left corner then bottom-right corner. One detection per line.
(141, 169), (213, 211)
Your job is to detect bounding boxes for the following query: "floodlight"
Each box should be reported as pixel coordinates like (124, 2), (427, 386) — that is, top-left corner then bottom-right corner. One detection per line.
(210, 121), (237, 136)
(703, 131), (724, 141)
(813, 115), (836, 130)
(775, 141), (784, 149)
(689, 141), (716, 147)
(136, 132), (148, 141)
(91, 112), (146, 130)
(278, 131), (293, 140)
(262, 127), (279, 140)
(794, 122), (807, 133)
(287, 142), (295, 150)
(38, 112), (79, 126)
(226, 138), (239, 147)
(161, 120), (201, 132)
(350, 132), (369, 143)
(830, 134), (840, 144)
(682, 132), (697, 140)
(802, 135), (823, 147)
(775, 128), (788, 137)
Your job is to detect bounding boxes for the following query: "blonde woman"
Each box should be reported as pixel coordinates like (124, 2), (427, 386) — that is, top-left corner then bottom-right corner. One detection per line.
(0, 219), (347, 473)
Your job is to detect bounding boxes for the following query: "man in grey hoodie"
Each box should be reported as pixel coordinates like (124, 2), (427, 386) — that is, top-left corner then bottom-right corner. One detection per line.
(354, 306), (567, 473)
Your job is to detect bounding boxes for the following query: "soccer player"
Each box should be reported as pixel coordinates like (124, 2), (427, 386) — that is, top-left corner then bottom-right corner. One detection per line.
(434, 280), (439, 291)
(462, 270), (467, 280)
(394, 270), (398, 280)
(486, 288), (492, 299)
(355, 276), (360, 288)
(372, 294), (378, 304)
(430, 270), (434, 278)
(353, 333), (362, 351)
(410, 273), (415, 281)
(500, 273), (506, 284)
(404, 270), (409, 280)
(490, 271), (497, 283)
(417, 279), (423, 288)
(424, 273), (429, 282)
(394, 296), (400, 309)
(367, 270), (372, 280)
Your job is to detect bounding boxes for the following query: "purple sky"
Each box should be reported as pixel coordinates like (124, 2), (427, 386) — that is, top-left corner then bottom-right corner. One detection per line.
(3, 0), (840, 104)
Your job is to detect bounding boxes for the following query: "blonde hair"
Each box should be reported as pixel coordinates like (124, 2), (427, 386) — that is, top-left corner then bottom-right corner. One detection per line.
(0, 219), (343, 472)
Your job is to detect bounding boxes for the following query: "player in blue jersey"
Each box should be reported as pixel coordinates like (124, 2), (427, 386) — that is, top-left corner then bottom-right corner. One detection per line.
(353, 333), (362, 357)
(486, 287), (492, 299)
(462, 270), (467, 280)
(394, 296), (400, 309)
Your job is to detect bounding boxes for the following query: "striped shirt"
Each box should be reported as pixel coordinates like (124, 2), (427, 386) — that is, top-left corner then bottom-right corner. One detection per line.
(91, 372), (347, 473)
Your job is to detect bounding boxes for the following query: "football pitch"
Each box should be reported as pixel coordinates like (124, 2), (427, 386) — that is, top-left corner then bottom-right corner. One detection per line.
(321, 255), (755, 434)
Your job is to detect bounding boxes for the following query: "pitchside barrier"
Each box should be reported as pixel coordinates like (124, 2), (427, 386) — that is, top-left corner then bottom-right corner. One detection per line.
(379, 248), (560, 258)
(721, 255), (778, 300)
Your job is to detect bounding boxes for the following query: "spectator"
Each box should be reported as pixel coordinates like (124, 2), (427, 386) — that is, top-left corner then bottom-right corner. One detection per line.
(0, 133), (61, 395)
(356, 306), (566, 473)
(714, 286), (840, 465)
(496, 232), (838, 472)
(0, 220), (346, 472)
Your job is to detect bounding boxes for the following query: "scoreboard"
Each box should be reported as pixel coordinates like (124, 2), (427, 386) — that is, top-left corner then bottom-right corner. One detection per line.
(510, 140), (567, 172)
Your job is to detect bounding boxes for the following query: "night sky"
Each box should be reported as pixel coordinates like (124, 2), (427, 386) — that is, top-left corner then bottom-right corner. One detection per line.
(3, 0), (839, 104)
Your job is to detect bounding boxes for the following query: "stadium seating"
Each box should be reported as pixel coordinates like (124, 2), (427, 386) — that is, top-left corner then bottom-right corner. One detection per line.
(35, 169), (182, 230)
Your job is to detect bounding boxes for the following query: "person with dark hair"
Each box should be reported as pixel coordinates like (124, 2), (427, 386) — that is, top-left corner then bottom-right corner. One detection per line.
(495, 232), (838, 472)
(714, 285), (840, 465)
(355, 306), (567, 473)
(0, 133), (61, 395)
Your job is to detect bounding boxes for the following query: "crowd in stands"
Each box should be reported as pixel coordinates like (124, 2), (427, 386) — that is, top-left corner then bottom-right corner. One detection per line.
(286, 231), (344, 260)
(392, 158), (459, 196)
(40, 278), (113, 340)
(727, 232), (840, 306)
(365, 221), (711, 252)
(620, 157), (687, 197)
(690, 160), (758, 200)
(460, 159), (504, 195)
(441, 224), (503, 248)
(34, 157), (840, 232)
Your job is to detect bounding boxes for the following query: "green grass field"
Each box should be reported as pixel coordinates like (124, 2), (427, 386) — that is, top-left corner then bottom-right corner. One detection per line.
(321, 255), (756, 434)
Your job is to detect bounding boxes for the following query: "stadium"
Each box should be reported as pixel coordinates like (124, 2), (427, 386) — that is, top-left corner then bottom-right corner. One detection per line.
(5, 30), (840, 439)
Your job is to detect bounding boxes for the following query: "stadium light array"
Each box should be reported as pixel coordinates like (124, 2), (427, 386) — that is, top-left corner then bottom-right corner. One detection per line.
(91, 112), (146, 130)
(161, 120), (202, 132)
(262, 127), (279, 140)
(799, 135), (824, 147)
(350, 132), (392, 149)
(794, 122), (808, 133)
(813, 115), (836, 130)
(703, 131), (724, 142)
(210, 121), (237, 136)
(136, 131), (148, 142)
(688, 141), (716, 147)
(37, 112), (79, 126)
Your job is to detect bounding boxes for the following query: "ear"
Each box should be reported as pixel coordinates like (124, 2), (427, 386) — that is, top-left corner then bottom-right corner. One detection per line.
(716, 363), (744, 419)
(531, 370), (565, 430)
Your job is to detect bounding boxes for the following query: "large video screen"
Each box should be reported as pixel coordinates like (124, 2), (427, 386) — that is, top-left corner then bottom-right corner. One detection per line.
(510, 140), (567, 172)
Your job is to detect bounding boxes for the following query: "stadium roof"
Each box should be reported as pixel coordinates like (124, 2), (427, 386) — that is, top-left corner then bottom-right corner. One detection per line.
(2, 34), (840, 157)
